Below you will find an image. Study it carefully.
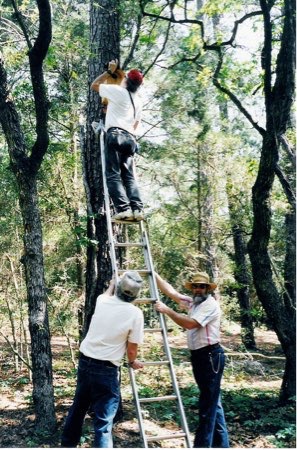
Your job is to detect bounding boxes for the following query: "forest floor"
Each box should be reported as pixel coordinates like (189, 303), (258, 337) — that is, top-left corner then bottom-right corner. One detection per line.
(0, 323), (295, 449)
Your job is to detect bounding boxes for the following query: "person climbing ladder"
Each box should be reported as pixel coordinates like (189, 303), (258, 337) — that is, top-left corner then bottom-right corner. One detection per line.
(91, 59), (145, 221)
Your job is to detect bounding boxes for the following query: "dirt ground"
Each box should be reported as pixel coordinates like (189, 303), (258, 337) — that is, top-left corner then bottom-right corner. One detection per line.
(0, 325), (290, 448)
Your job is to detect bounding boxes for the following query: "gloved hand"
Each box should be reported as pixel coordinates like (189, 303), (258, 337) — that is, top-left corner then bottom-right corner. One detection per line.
(108, 58), (118, 74)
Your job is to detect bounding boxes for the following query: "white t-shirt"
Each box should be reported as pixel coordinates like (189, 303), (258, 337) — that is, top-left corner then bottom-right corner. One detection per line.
(180, 295), (221, 350)
(80, 294), (144, 366)
(99, 84), (142, 135)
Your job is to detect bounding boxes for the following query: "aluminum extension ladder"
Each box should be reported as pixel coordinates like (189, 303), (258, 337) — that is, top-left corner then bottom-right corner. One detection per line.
(93, 121), (192, 448)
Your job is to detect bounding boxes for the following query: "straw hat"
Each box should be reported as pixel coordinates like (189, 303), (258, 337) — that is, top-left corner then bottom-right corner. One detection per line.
(184, 271), (217, 291)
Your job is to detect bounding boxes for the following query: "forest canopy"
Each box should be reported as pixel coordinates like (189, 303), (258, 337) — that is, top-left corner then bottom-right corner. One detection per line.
(0, 0), (295, 446)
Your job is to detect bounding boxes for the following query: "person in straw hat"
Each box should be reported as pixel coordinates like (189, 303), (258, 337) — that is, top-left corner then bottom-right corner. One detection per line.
(154, 271), (229, 448)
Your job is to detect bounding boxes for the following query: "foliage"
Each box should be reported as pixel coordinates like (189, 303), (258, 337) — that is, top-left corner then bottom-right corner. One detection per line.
(0, 0), (295, 442)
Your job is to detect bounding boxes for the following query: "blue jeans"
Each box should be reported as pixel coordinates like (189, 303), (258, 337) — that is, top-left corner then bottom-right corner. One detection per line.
(61, 355), (120, 448)
(191, 345), (229, 448)
(105, 137), (143, 213)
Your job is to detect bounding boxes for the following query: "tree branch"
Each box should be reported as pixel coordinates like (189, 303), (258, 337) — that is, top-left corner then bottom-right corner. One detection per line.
(122, 11), (143, 70)
(279, 134), (296, 168)
(212, 49), (266, 136)
(275, 164), (296, 207)
(144, 21), (172, 76)
(10, 0), (32, 49)
(0, 57), (28, 171)
(168, 51), (202, 69)
(205, 11), (263, 49)
(139, 0), (205, 39)
(271, 0), (296, 134)
(28, 0), (52, 173)
(259, 0), (273, 116)
(140, 1), (262, 49)
(0, 330), (32, 371)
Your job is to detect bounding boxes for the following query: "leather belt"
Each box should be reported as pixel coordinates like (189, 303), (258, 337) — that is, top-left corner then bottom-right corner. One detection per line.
(80, 353), (117, 368)
(191, 343), (221, 354)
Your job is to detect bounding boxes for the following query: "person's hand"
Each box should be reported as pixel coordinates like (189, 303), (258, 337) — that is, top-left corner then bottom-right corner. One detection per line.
(129, 359), (144, 370)
(154, 299), (170, 314)
(108, 58), (118, 73)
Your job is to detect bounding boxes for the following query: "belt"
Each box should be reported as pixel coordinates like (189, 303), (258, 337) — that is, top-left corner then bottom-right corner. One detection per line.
(107, 127), (135, 137)
(80, 353), (117, 368)
(191, 343), (221, 354)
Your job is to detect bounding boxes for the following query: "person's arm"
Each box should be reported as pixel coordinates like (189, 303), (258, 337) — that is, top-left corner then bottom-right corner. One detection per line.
(133, 120), (140, 131)
(126, 342), (144, 370)
(91, 59), (118, 92)
(104, 278), (115, 296)
(154, 272), (185, 304)
(155, 300), (201, 330)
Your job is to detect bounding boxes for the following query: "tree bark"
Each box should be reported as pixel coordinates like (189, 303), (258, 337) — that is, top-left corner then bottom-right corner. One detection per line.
(82, 0), (121, 337)
(248, 0), (296, 403)
(226, 180), (256, 349)
(19, 172), (56, 431)
(0, 0), (56, 432)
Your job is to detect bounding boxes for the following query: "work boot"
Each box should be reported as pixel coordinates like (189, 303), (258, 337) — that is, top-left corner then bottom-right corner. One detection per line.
(112, 209), (134, 221)
(133, 210), (145, 221)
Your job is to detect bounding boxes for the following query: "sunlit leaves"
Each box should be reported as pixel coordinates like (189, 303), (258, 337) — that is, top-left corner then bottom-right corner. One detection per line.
(196, 65), (212, 86)
(200, 0), (244, 16)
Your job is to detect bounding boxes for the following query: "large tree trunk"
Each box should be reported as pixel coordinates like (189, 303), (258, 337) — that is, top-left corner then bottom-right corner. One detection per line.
(248, 0), (296, 403)
(81, 0), (121, 337)
(18, 172), (56, 431)
(0, 0), (56, 431)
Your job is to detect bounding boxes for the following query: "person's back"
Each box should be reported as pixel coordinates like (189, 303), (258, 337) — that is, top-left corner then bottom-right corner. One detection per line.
(91, 60), (145, 221)
(61, 271), (144, 448)
(100, 84), (142, 135)
(80, 293), (144, 366)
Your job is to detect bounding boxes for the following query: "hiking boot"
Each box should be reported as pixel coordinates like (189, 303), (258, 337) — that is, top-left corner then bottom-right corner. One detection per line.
(133, 210), (145, 221)
(112, 209), (134, 221)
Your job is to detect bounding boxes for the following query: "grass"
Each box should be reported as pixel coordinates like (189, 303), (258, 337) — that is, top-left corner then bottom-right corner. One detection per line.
(0, 328), (296, 448)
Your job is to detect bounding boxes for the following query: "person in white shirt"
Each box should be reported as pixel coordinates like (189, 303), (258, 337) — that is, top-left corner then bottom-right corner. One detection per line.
(154, 271), (229, 448)
(61, 271), (144, 448)
(91, 59), (144, 222)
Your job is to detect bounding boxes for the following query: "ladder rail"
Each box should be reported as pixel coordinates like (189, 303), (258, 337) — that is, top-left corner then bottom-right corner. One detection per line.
(98, 126), (192, 448)
(129, 368), (149, 448)
(140, 224), (192, 447)
(100, 127), (120, 283)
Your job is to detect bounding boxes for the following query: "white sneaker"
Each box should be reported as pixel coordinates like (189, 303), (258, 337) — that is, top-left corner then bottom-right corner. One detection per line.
(112, 209), (134, 221)
(133, 210), (145, 221)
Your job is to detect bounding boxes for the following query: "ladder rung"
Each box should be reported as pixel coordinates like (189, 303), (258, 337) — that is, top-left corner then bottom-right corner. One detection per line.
(118, 269), (151, 275)
(115, 242), (144, 247)
(134, 298), (156, 304)
(141, 360), (169, 366)
(111, 218), (144, 224)
(144, 327), (162, 332)
(146, 432), (187, 442)
(139, 394), (177, 403)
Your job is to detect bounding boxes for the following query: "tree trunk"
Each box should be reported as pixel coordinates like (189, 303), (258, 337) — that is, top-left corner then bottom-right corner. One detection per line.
(18, 172), (56, 431)
(248, 132), (296, 403)
(0, 0), (56, 431)
(82, 0), (121, 337)
(231, 225), (256, 349)
(283, 211), (296, 310)
(248, 0), (296, 403)
(226, 179), (256, 349)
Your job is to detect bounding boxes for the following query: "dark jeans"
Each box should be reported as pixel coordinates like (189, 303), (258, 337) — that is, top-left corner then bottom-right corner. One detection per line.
(191, 345), (229, 448)
(105, 136), (143, 213)
(61, 355), (120, 448)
